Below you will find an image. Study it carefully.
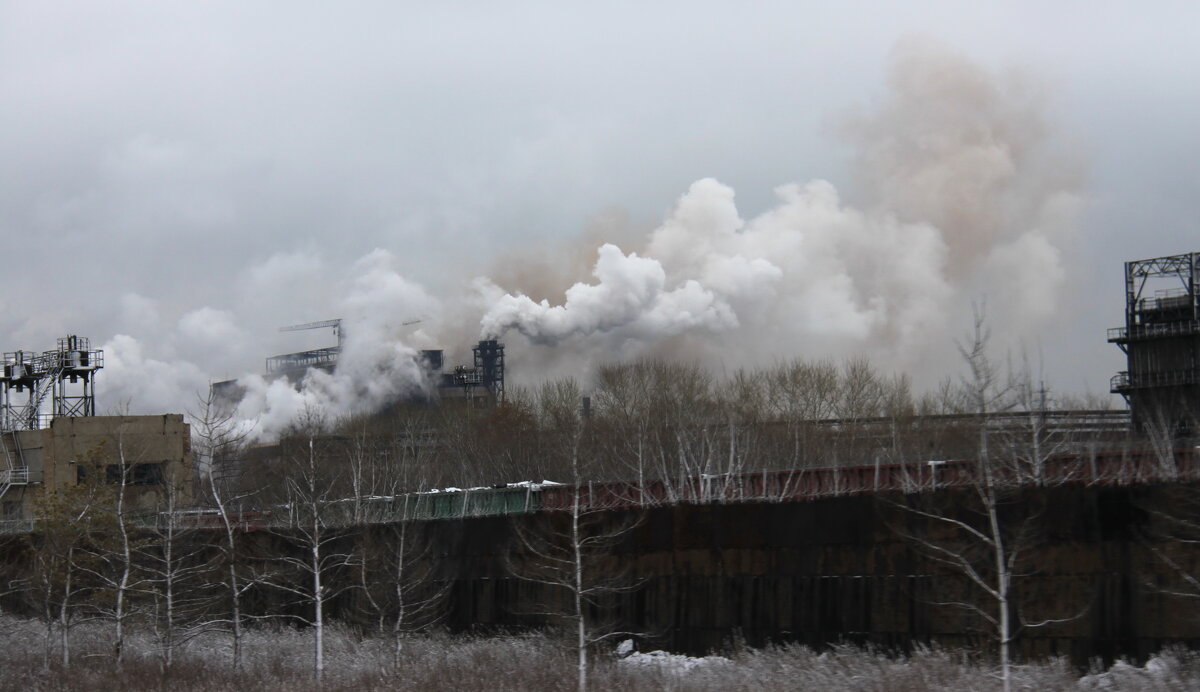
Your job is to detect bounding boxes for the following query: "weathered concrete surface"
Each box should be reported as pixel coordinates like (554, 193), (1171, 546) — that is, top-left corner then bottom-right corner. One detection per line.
(403, 484), (1200, 663)
(5, 482), (1199, 665)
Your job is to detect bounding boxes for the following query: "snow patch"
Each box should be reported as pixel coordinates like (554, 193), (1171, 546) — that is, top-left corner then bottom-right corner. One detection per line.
(615, 639), (732, 675)
(1077, 653), (1183, 690)
(417, 480), (563, 495)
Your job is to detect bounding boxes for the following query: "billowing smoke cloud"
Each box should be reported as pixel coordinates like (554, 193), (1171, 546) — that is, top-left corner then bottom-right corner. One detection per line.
(100, 248), (440, 439)
(94, 38), (1083, 435)
(479, 39), (1081, 381)
(478, 242), (748, 344)
(223, 249), (440, 437)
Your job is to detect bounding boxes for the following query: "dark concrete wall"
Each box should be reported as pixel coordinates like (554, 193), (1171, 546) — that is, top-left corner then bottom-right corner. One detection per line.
(6, 482), (1200, 665)
(382, 483), (1200, 663)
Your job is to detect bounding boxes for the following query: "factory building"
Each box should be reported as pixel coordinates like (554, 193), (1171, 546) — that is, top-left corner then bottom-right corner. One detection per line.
(1110, 251), (1200, 435)
(212, 319), (506, 408)
(0, 336), (193, 528)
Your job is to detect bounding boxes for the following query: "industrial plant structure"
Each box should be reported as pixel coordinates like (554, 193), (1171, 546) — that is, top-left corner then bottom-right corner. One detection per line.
(0, 336), (192, 528)
(213, 319), (506, 408)
(267, 319), (345, 380)
(440, 338), (506, 402)
(1, 335), (102, 433)
(1109, 251), (1200, 435)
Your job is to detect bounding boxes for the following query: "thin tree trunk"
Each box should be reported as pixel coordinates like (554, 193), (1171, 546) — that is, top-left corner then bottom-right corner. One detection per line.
(229, 558), (242, 671)
(393, 495), (410, 670)
(160, 485), (179, 674)
(311, 438), (325, 685)
(208, 463), (243, 672)
(113, 462), (130, 672)
(987, 495), (1012, 692)
(41, 582), (52, 672)
(59, 550), (72, 670)
(314, 534), (324, 684)
(573, 488), (587, 692)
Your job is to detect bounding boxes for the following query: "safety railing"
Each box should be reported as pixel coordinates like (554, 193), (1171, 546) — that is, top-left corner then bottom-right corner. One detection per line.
(1112, 369), (1200, 392)
(1109, 321), (1200, 342)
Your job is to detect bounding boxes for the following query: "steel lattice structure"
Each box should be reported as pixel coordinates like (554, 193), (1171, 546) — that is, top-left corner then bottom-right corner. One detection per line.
(1109, 251), (1200, 433)
(0, 335), (103, 433)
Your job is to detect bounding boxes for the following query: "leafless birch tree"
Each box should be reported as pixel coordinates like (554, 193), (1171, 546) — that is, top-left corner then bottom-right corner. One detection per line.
(189, 388), (255, 672)
(26, 446), (108, 670)
(137, 470), (216, 675)
(508, 378), (643, 692)
(265, 409), (357, 685)
(885, 310), (1084, 692)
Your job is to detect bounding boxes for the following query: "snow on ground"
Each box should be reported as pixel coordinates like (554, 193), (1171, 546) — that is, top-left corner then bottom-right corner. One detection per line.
(1077, 651), (1194, 690)
(3, 615), (1199, 690)
(616, 639), (732, 675)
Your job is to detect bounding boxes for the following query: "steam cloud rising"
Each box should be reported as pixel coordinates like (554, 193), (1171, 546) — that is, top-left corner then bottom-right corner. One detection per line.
(479, 40), (1080, 380)
(96, 40), (1081, 437)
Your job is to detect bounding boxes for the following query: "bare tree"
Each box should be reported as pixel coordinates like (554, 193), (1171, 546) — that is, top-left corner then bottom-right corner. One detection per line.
(354, 504), (449, 672)
(340, 412), (450, 671)
(592, 361), (658, 502)
(76, 421), (146, 673)
(508, 378), (643, 692)
(1005, 353), (1078, 484)
(189, 388), (255, 673)
(26, 445), (109, 670)
(137, 469), (216, 675)
(1134, 441), (1200, 612)
(264, 407), (357, 685)
(884, 310), (1083, 692)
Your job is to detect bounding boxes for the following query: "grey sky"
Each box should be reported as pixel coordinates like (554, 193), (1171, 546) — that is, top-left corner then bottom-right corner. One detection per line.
(2, 1), (1199, 414)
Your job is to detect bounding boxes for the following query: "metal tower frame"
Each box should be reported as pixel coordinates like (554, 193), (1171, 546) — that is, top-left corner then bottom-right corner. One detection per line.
(0, 335), (103, 432)
(473, 339), (505, 402)
(1108, 252), (1200, 433)
(0, 351), (43, 432)
(269, 319), (343, 376)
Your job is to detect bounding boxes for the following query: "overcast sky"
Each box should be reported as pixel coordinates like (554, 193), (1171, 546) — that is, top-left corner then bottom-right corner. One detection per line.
(2, 2), (1199, 416)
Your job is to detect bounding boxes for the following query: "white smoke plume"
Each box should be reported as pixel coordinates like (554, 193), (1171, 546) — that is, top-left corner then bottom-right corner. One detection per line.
(479, 39), (1081, 382)
(101, 249), (440, 440)
(93, 38), (1083, 435)
(478, 242), (747, 344)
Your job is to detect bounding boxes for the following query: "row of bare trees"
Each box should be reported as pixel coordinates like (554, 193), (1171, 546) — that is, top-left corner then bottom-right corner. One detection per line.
(212, 351), (1128, 507)
(0, 437), (199, 673)
(192, 334), (1142, 690)
(4, 328), (1194, 690)
(0, 395), (450, 684)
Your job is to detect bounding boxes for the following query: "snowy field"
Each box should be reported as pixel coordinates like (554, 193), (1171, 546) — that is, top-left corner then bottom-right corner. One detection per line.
(0, 615), (1196, 691)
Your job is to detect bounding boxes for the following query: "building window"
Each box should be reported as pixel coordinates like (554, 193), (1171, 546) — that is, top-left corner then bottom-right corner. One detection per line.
(103, 463), (165, 486)
(2, 501), (19, 520)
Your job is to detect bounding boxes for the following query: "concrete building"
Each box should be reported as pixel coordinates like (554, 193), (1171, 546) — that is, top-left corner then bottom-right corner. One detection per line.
(0, 415), (193, 529)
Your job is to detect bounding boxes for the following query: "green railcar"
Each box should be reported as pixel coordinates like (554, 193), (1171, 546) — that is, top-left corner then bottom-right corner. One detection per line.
(296, 485), (547, 525)
(464, 486), (541, 516)
(406, 486), (542, 520)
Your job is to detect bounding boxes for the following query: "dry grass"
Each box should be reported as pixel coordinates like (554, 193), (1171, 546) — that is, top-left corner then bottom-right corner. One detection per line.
(0, 615), (1196, 691)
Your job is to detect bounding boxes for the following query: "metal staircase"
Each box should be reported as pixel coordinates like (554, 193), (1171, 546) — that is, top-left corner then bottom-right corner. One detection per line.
(0, 432), (29, 501)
